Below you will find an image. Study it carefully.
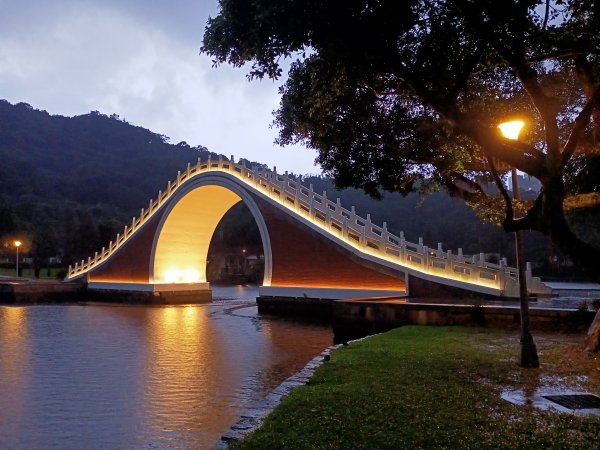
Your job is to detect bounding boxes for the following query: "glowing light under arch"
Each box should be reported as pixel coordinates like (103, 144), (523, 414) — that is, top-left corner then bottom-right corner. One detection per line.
(152, 185), (241, 283)
(149, 178), (273, 286)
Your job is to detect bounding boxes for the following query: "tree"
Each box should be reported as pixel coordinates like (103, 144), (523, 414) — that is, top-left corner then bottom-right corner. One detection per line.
(66, 213), (100, 265)
(31, 227), (59, 278)
(0, 202), (17, 236)
(202, 0), (600, 351)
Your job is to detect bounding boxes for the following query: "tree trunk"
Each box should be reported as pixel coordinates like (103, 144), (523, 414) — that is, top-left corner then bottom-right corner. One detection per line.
(585, 310), (600, 353)
(543, 201), (600, 284)
(537, 178), (600, 352)
(547, 218), (600, 352)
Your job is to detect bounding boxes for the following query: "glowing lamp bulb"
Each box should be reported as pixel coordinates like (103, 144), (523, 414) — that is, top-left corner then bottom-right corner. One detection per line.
(498, 120), (524, 141)
(14, 240), (22, 248)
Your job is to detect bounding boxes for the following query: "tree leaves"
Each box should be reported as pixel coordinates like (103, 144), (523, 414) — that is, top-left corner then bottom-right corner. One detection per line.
(202, 0), (600, 284)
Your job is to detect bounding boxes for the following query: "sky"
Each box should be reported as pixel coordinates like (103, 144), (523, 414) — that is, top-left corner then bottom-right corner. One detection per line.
(0, 0), (321, 175)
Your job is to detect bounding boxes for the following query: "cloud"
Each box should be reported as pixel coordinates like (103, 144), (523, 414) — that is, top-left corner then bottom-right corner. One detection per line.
(0, 0), (320, 174)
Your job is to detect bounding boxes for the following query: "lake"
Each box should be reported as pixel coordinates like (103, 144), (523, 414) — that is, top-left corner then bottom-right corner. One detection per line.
(0, 286), (333, 448)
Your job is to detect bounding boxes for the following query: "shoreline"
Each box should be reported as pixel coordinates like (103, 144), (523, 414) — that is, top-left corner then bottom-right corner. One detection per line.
(216, 333), (378, 449)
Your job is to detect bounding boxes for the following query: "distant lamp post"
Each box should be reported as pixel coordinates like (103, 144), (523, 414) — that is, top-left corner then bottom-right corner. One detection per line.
(14, 240), (22, 277)
(498, 120), (539, 368)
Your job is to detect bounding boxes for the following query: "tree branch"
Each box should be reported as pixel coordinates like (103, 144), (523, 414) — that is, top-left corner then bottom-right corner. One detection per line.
(447, 43), (486, 101)
(561, 85), (600, 166)
(486, 155), (514, 224)
(526, 48), (600, 64)
(440, 176), (488, 204)
(542, 0), (550, 30)
(511, 62), (561, 163)
(486, 155), (541, 232)
(574, 54), (600, 149)
(563, 192), (600, 211)
(448, 171), (486, 195)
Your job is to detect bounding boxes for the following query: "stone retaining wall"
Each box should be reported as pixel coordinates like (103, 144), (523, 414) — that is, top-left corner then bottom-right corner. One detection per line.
(84, 288), (212, 304)
(256, 295), (595, 342)
(0, 280), (212, 305)
(0, 280), (84, 304)
(333, 299), (596, 338)
(257, 295), (334, 319)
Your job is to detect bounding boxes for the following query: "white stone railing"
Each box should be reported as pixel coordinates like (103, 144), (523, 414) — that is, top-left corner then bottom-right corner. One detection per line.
(66, 157), (548, 296)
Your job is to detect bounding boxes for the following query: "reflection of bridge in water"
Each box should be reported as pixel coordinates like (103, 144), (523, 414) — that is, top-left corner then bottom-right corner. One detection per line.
(66, 157), (550, 302)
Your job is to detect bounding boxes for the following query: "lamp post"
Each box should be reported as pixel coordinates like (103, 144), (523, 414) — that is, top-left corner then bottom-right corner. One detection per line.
(242, 248), (247, 274)
(14, 240), (22, 278)
(498, 121), (539, 368)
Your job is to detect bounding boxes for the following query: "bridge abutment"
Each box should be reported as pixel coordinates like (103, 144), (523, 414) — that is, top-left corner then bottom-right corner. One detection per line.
(85, 282), (212, 304)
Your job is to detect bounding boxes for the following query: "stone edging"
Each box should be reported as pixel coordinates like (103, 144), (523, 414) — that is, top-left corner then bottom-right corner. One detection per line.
(215, 334), (376, 449)
(215, 344), (341, 448)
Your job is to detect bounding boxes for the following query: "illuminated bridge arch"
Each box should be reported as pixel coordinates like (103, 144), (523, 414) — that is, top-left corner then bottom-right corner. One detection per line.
(150, 176), (273, 286)
(66, 158), (551, 300)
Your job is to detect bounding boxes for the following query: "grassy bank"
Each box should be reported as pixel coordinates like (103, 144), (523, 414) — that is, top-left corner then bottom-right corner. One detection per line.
(233, 326), (600, 449)
(0, 267), (64, 278)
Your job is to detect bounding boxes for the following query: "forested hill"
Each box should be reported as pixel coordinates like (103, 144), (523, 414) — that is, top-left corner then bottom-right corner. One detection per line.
(0, 100), (214, 210)
(0, 100), (564, 277)
(0, 99), (224, 267)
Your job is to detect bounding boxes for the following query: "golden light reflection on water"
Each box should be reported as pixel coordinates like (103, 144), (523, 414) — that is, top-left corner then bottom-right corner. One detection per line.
(142, 305), (237, 445)
(0, 307), (29, 443)
(0, 306), (28, 381)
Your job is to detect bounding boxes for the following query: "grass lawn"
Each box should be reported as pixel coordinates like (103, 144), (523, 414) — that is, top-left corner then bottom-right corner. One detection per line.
(0, 267), (64, 278)
(233, 326), (600, 449)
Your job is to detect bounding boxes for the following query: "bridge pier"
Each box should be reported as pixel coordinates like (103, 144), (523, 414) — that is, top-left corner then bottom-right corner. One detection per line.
(86, 282), (212, 304)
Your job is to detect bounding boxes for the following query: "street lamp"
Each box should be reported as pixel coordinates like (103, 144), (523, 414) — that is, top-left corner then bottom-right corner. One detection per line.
(498, 120), (539, 368)
(14, 240), (22, 277)
(497, 120), (525, 141)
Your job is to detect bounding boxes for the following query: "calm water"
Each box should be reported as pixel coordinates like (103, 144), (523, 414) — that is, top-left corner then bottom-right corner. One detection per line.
(0, 286), (333, 449)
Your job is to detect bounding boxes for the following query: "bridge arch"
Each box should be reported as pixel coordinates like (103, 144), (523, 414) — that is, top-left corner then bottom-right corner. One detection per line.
(149, 174), (273, 286)
(68, 158), (551, 301)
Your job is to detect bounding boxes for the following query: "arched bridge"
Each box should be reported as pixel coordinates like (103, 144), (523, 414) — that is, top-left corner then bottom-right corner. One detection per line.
(66, 158), (550, 301)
